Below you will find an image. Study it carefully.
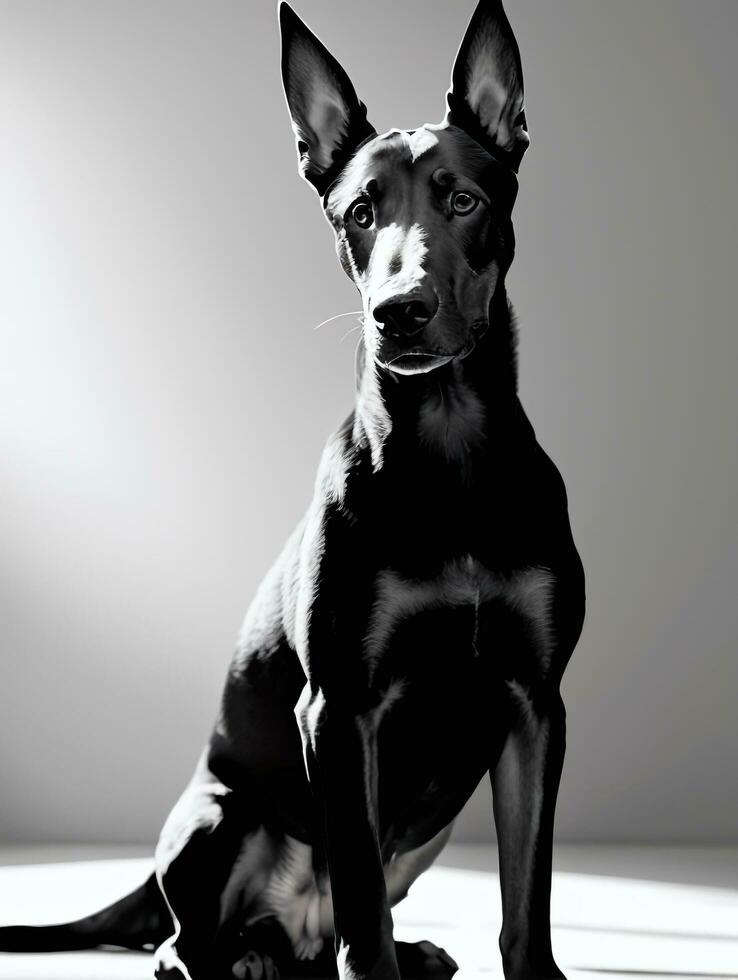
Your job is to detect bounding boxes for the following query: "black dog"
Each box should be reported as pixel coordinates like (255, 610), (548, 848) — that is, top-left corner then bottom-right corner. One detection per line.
(0, 2), (585, 978)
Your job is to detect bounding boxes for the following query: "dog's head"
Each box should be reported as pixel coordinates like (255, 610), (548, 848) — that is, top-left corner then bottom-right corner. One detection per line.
(280, 0), (529, 377)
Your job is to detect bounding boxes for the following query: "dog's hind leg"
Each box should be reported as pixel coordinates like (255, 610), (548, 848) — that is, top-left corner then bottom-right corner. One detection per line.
(154, 764), (258, 980)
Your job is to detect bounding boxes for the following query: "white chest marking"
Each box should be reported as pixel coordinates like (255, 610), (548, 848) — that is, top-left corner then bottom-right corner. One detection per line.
(364, 558), (556, 674)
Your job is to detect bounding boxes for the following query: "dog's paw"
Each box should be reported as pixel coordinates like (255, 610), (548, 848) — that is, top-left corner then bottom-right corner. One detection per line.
(395, 939), (459, 978)
(232, 949), (280, 980)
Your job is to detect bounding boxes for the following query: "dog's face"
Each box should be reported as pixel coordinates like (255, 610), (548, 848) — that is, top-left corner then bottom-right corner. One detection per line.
(324, 125), (518, 375)
(280, 0), (529, 377)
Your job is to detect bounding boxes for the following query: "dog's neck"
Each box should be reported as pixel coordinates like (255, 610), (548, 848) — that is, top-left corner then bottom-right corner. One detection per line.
(353, 286), (528, 473)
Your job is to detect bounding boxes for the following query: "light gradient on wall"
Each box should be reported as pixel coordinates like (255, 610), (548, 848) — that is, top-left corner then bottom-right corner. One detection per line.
(1, 0), (736, 844)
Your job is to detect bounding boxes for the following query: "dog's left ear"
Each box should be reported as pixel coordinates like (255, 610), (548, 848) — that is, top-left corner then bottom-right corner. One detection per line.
(280, 2), (376, 196)
(444, 0), (530, 172)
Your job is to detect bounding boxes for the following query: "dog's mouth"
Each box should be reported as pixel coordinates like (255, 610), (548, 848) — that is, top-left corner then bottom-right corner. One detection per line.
(379, 337), (478, 377)
(383, 352), (456, 376)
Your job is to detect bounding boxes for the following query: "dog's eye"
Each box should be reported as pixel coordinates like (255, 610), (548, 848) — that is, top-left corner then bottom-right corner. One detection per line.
(451, 191), (478, 216)
(351, 200), (374, 229)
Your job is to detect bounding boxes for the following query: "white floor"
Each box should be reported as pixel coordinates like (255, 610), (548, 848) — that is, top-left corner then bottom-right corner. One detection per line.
(0, 844), (736, 980)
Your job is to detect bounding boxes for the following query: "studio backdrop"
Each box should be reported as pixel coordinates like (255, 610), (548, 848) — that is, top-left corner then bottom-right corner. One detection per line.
(1, 0), (736, 844)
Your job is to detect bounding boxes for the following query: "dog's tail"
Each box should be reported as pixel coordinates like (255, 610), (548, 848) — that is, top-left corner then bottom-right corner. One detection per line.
(0, 872), (171, 953)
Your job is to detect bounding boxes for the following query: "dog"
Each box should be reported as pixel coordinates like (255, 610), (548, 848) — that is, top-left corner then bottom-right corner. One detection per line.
(0, 2), (585, 978)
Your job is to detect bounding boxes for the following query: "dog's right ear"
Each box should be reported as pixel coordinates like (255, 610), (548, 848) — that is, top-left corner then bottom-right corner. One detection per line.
(279, 2), (376, 196)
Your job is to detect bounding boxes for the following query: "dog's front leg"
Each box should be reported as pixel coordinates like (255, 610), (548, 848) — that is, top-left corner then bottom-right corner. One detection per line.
(491, 686), (567, 980)
(299, 686), (400, 980)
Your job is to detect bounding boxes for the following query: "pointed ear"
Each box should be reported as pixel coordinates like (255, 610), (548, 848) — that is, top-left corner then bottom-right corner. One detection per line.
(444, 0), (530, 172)
(279, 2), (376, 196)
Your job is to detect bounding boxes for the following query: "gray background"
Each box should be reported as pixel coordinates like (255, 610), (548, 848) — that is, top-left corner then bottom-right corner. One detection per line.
(1, 0), (736, 845)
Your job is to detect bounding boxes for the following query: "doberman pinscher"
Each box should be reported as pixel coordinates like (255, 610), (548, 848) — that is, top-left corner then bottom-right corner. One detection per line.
(0, 2), (585, 978)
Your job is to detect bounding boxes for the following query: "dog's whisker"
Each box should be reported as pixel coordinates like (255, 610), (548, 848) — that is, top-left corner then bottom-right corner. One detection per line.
(339, 322), (363, 344)
(313, 310), (363, 331)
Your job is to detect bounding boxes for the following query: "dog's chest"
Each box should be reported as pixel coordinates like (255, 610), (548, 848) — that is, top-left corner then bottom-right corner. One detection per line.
(363, 556), (556, 677)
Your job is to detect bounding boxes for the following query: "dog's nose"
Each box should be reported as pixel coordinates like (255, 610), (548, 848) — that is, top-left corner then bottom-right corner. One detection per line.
(373, 295), (439, 339)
